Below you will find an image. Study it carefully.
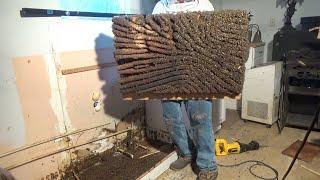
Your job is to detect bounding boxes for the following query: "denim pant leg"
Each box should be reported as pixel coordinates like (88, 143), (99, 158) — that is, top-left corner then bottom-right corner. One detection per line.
(185, 100), (217, 171)
(162, 101), (192, 157)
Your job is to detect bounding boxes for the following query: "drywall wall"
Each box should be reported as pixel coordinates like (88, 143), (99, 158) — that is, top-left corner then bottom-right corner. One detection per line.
(0, 0), (156, 179)
(0, 1), (63, 179)
(0, 0), (60, 151)
(0, 0), (157, 148)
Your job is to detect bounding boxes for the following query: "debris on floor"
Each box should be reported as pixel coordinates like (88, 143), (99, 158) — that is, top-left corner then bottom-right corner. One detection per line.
(61, 140), (173, 180)
(158, 110), (320, 180)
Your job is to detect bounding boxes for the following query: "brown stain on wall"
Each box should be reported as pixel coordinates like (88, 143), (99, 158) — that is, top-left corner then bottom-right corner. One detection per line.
(65, 69), (111, 130)
(7, 56), (66, 179)
(60, 49), (117, 131)
(9, 154), (61, 180)
(65, 68), (136, 128)
(60, 48), (115, 70)
(5, 50), (138, 179)
(60, 49), (138, 130)
(61, 48), (139, 148)
(0, 142), (63, 180)
(0, 145), (12, 154)
(13, 56), (59, 144)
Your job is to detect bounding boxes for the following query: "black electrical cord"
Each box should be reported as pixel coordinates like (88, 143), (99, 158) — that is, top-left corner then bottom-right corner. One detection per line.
(218, 160), (279, 180)
(282, 103), (320, 179)
(221, 103), (320, 180)
(277, 54), (289, 133)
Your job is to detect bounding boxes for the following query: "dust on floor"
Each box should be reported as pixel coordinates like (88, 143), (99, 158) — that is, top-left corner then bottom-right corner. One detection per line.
(157, 109), (320, 180)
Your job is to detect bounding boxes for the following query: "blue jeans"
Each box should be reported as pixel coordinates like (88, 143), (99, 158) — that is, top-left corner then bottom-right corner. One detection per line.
(162, 100), (217, 171)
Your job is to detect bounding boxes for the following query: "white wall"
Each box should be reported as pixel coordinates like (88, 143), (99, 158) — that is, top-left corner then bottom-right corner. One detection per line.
(0, 0), (156, 149)
(0, 0), (60, 148)
(221, 0), (320, 62)
(0, 1), (155, 178)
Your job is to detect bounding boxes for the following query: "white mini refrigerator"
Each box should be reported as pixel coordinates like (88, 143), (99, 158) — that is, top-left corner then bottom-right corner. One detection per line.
(146, 100), (226, 143)
(241, 61), (283, 125)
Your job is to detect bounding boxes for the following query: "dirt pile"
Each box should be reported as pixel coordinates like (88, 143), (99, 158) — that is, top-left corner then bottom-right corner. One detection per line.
(61, 141), (173, 180)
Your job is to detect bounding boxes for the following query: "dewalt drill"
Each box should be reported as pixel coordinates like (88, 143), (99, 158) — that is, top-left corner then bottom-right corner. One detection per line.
(215, 139), (260, 156)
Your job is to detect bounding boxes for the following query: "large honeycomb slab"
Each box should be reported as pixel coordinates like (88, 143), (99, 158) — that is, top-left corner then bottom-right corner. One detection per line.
(113, 10), (249, 99)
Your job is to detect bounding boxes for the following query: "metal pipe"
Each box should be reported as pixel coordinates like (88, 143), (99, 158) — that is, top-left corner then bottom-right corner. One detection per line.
(116, 148), (134, 159)
(0, 122), (111, 159)
(139, 151), (160, 159)
(5, 128), (131, 171)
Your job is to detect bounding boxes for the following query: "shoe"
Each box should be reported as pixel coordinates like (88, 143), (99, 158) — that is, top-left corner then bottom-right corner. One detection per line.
(197, 170), (218, 180)
(170, 156), (192, 171)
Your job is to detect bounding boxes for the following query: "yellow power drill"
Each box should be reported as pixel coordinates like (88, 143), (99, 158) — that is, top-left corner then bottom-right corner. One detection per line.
(215, 139), (260, 156)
